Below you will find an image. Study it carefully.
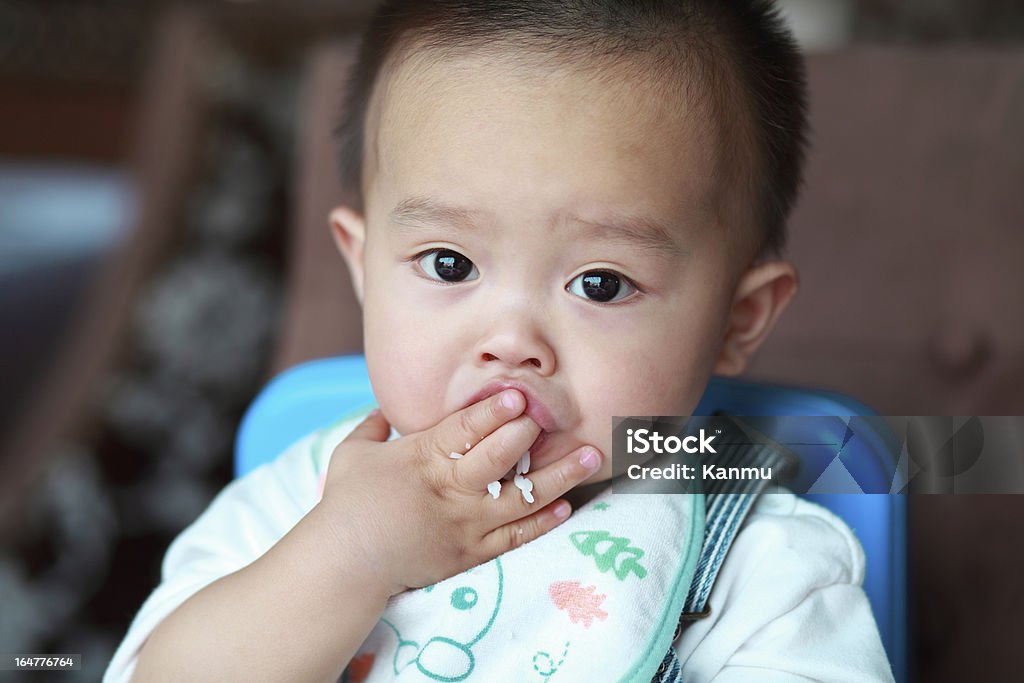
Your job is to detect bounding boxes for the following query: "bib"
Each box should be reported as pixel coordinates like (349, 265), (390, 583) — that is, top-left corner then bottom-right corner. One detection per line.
(344, 488), (703, 683)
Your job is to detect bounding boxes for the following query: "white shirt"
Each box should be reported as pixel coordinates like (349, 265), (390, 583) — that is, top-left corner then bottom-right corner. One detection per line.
(105, 417), (894, 682)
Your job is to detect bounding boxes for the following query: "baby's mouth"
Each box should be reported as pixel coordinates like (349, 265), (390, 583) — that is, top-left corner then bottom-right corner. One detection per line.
(459, 379), (564, 467)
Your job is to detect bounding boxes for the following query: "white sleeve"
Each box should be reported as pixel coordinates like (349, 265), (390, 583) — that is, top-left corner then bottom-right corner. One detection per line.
(676, 493), (895, 683)
(102, 433), (323, 683)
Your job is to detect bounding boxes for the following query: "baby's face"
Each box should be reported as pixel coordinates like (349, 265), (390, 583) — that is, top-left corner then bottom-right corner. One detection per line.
(347, 52), (748, 483)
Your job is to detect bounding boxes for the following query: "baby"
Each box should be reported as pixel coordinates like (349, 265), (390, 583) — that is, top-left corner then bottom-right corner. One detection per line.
(108, 1), (893, 681)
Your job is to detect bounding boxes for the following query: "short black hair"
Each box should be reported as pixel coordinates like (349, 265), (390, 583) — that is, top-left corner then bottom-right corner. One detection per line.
(335, 0), (808, 258)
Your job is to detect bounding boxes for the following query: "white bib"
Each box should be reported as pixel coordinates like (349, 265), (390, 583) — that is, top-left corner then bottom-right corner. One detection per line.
(346, 489), (704, 683)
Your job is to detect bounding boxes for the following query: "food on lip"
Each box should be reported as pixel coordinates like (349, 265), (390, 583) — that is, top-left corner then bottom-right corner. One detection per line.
(514, 474), (536, 504)
(487, 452), (536, 503)
(465, 442), (472, 451)
(517, 451), (531, 474)
(449, 452), (463, 460)
(514, 452), (536, 503)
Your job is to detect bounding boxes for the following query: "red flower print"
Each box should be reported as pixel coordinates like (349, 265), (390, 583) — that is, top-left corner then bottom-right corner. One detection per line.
(549, 580), (609, 628)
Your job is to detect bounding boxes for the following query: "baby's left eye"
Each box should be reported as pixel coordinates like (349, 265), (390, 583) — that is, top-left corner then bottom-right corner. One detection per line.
(417, 248), (480, 283)
(566, 270), (637, 303)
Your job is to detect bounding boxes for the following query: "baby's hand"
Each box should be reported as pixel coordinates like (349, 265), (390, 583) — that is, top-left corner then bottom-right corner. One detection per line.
(316, 390), (602, 597)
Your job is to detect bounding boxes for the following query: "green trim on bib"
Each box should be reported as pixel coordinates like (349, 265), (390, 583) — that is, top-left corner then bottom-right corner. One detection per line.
(619, 491), (704, 683)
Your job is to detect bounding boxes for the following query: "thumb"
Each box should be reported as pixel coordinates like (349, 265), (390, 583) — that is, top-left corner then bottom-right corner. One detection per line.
(344, 408), (391, 444)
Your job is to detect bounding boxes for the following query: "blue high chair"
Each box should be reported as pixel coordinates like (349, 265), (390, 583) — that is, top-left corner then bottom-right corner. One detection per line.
(235, 354), (908, 682)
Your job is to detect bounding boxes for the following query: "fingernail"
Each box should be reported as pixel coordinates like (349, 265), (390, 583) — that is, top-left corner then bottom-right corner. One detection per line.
(368, 408), (381, 417)
(554, 502), (571, 519)
(579, 447), (600, 470)
(500, 390), (521, 410)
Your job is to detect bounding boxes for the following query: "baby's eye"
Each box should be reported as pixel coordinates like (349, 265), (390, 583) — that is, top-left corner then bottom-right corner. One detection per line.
(566, 270), (637, 304)
(417, 248), (479, 283)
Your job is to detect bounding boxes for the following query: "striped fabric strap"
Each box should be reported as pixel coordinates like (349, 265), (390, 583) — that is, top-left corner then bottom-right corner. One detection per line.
(681, 441), (794, 615)
(653, 437), (796, 683)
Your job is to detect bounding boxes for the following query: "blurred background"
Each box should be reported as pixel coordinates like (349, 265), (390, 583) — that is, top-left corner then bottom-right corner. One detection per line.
(1, 1), (1022, 680)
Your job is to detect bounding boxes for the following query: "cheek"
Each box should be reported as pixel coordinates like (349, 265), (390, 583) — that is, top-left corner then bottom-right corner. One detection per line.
(577, 365), (694, 438)
(572, 328), (719, 448)
(363, 293), (453, 436)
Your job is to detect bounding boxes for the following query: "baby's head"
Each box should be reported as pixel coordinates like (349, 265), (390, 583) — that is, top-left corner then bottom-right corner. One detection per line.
(330, 0), (807, 483)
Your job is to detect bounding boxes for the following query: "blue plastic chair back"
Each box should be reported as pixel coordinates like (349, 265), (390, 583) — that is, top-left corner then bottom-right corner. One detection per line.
(236, 354), (906, 682)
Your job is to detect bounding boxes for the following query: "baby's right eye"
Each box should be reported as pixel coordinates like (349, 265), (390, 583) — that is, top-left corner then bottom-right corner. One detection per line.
(417, 248), (479, 283)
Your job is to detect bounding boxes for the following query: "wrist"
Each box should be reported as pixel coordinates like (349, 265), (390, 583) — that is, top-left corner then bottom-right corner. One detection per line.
(306, 501), (401, 602)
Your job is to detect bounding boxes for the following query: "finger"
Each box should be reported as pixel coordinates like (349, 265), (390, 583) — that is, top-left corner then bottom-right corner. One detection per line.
(427, 389), (527, 457)
(342, 408), (392, 444)
(478, 499), (573, 556)
(454, 414), (540, 491)
(485, 445), (603, 517)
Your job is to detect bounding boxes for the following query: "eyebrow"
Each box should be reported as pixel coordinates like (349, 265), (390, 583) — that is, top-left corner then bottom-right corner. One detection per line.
(389, 196), (484, 233)
(563, 212), (685, 259)
(388, 195), (686, 259)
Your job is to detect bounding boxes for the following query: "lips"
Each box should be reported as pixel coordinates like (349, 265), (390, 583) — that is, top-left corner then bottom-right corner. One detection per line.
(461, 378), (560, 451)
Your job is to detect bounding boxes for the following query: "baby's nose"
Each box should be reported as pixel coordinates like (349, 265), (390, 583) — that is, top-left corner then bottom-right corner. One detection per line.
(481, 351), (543, 369)
(476, 328), (555, 376)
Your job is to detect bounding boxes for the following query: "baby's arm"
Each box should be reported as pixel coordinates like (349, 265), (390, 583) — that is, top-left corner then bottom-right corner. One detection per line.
(130, 501), (389, 681)
(129, 389), (602, 681)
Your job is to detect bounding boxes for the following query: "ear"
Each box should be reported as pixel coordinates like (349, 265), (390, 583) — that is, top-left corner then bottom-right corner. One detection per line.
(714, 260), (799, 376)
(329, 205), (367, 303)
